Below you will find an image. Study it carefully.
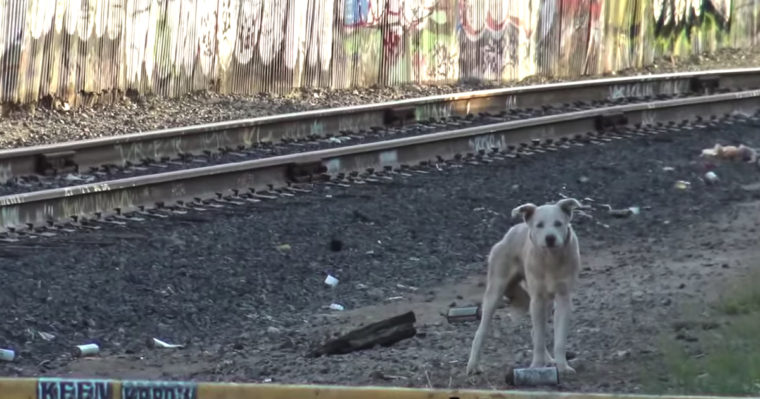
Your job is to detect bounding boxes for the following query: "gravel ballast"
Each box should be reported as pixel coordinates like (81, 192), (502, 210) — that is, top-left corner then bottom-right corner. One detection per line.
(1, 48), (760, 150)
(1, 116), (760, 393)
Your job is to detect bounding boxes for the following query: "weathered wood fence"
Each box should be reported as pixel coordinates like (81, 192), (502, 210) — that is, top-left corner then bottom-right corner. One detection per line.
(0, 0), (757, 107)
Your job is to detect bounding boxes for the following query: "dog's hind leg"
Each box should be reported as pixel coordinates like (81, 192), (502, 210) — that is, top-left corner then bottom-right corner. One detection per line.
(466, 272), (509, 375)
(504, 271), (530, 313)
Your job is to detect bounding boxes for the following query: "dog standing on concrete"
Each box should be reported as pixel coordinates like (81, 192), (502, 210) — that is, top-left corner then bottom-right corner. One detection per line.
(466, 198), (583, 375)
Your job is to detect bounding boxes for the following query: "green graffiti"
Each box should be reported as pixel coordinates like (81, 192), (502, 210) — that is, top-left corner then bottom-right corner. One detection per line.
(413, 29), (454, 54)
(154, 11), (174, 76)
(343, 29), (382, 55)
(429, 10), (447, 24)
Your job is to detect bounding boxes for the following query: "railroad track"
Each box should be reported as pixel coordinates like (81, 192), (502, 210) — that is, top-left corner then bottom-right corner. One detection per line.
(1, 68), (758, 184)
(2, 70), (760, 237)
(0, 92), (722, 196)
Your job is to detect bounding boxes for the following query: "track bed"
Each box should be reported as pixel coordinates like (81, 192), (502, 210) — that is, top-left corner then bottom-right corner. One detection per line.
(1, 119), (759, 393)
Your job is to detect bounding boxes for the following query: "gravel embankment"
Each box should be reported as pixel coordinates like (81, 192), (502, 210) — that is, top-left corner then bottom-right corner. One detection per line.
(1, 116), (759, 393)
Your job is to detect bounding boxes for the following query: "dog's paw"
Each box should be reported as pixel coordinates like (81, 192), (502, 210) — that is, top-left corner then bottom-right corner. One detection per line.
(465, 362), (482, 376)
(528, 360), (546, 369)
(544, 350), (555, 365)
(555, 363), (576, 374)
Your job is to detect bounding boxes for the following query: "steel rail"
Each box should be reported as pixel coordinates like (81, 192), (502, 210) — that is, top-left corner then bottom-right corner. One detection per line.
(1, 89), (759, 233)
(1, 68), (760, 183)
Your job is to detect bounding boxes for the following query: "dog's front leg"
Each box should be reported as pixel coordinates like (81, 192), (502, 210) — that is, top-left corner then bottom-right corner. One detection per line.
(544, 300), (554, 364)
(553, 293), (576, 374)
(466, 276), (507, 375)
(529, 295), (549, 368)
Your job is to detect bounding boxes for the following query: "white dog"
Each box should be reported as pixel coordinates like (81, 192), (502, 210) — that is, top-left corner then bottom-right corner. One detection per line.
(466, 198), (582, 375)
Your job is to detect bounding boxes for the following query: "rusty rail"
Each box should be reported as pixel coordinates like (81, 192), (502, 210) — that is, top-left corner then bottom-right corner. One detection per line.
(1, 68), (759, 184)
(1, 89), (759, 233)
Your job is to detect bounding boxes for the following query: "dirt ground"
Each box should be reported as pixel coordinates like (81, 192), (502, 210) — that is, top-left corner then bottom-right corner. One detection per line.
(1, 47), (760, 150)
(1, 115), (760, 393)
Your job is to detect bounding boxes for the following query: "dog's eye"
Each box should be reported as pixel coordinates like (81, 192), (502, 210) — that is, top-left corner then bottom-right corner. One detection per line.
(536, 222), (544, 228)
(554, 221), (562, 227)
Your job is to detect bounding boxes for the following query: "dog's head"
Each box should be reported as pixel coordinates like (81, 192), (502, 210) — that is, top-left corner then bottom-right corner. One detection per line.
(511, 198), (582, 249)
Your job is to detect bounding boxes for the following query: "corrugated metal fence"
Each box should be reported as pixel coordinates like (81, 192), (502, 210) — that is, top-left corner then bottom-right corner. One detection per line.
(0, 0), (757, 107)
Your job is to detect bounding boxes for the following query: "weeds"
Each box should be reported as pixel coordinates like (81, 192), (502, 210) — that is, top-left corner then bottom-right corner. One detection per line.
(642, 271), (760, 396)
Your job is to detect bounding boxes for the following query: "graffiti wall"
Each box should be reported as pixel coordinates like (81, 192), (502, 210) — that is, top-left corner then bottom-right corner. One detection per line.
(0, 0), (756, 107)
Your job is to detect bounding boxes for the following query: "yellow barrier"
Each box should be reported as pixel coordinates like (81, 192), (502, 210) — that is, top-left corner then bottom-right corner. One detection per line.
(0, 378), (747, 399)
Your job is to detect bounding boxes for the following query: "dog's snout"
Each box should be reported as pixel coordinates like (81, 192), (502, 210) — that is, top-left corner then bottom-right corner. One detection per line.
(545, 235), (557, 247)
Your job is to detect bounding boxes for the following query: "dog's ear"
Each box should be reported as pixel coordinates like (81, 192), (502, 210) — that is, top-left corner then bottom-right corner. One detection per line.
(511, 203), (537, 222)
(557, 198), (582, 218)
